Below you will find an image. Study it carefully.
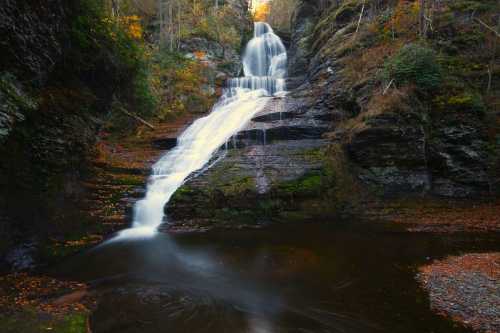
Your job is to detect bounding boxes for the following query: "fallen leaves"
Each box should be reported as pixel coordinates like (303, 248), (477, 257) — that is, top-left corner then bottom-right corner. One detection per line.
(369, 198), (500, 233)
(0, 273), (94, 317)
(418, 253), (500, 333)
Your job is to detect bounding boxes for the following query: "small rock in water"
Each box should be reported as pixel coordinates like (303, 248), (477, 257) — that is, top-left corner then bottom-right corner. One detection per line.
(5, 240), (38, 271)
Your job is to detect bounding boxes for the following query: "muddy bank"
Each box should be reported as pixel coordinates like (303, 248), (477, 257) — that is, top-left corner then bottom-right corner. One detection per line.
(418, 253), (500, 333)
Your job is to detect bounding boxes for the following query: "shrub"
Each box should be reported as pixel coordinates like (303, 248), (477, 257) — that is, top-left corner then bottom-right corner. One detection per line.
(382, 43), (442, 92)
(434, 92), (486, 114)
(61, 0), (156, 117)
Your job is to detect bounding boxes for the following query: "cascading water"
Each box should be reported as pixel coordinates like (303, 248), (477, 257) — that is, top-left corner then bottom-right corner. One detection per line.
(115, 22), (287, 239)
(228, 22), (287, 96)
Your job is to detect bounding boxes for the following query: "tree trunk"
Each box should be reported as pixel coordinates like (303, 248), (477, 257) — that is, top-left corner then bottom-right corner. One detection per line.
(158, 0), (164, 49)
(111, 0), (120, 18)
(169, 0), (173, 51)
(419, 0), (426, 37)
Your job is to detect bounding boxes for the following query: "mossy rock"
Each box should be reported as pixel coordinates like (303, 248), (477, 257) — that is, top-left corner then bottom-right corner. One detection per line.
(275, 172), (326, 198)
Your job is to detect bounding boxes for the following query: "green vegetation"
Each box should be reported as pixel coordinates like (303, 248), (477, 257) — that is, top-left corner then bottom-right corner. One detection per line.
(0, 311), (87, 333)
(383, 43), (442, 92)
(434, 92), (486, 113)
(63, 0), (157, 122)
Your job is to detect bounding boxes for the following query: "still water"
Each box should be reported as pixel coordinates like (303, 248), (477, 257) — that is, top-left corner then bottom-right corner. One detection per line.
(56, 221), (499, 333)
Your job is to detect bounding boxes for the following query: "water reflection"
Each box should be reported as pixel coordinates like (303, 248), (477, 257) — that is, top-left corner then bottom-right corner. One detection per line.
(56, 223), (500, 333)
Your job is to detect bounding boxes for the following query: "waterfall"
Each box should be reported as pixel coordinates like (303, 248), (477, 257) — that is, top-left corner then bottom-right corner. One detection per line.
(115, 22), (287, 239)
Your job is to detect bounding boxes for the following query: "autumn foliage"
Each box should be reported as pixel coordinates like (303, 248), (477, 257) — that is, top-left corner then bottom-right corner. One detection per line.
(253, 2), (270, 22)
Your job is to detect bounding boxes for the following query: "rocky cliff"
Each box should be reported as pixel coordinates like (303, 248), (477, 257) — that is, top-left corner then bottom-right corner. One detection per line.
(299, 0), (499, 199)
(167, 0), (500, 228)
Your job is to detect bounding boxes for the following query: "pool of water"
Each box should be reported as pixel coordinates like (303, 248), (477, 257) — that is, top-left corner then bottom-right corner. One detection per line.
(55, 221), (500, 333)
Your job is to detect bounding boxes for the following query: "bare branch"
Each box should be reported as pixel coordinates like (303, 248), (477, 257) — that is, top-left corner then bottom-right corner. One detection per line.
(474, 18), (500, 38)
(355, 0), (366, 34)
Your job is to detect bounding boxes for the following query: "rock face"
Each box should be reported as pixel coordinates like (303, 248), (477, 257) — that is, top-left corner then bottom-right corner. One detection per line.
(0, 74), (36, 143)
(180, 37), (241, 77)
(167, 92), (332, 225)
(168, 0), (499, 226)
(427, 112), (491, 197)
(285, 0), (498, 199)
(287, 0), (317, 79)
(346, 112), (431, 195)
(0, 0), (66, 83)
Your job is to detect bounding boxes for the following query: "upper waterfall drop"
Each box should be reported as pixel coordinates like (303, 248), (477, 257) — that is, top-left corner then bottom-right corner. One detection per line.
(229, 22), (287, 96)
(111, 22), (288, 240)
(243, 22), (287, 78)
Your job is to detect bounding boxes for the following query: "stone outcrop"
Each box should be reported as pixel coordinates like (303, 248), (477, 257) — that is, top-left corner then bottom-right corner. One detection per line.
(166, 92), (332, 225)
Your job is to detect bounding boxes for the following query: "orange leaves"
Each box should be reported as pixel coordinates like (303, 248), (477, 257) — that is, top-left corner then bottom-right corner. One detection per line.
(381, 198), (500, 233)
(104, 15), (143, 40)
(253, 2), (270, 22)
(193, 50), (206, 60)
(382, 0), (420, 38)
(55, 235), (103, 248)
(0, 273), (92, 316)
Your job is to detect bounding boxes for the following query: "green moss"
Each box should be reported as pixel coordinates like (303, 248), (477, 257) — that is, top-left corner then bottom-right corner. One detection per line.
(170, 185), (197, 202)
(54, 314), (87, 333)
(213, 207), (260, 224)
(0, 310), (87, 333)
(221, 176), (255, 196)
(110, 174), (144, 186)
(300, 148), (327, 162)
(277, 173), (325, 197)
(433, 92), (485, 113)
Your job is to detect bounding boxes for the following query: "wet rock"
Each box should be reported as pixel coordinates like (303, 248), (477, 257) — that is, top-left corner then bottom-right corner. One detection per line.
(4, 240), (37, 271)
(151, 137), (177, 150)
(167, 87), (331, 224)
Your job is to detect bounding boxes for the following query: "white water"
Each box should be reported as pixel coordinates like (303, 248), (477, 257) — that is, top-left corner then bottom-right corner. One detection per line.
(114, 22), (287, 240)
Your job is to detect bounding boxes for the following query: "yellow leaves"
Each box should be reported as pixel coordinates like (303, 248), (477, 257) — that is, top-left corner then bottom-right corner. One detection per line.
(253, 2), (270, 22)
(102, 15), (143, 40)
(121, 15), (143, 40)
